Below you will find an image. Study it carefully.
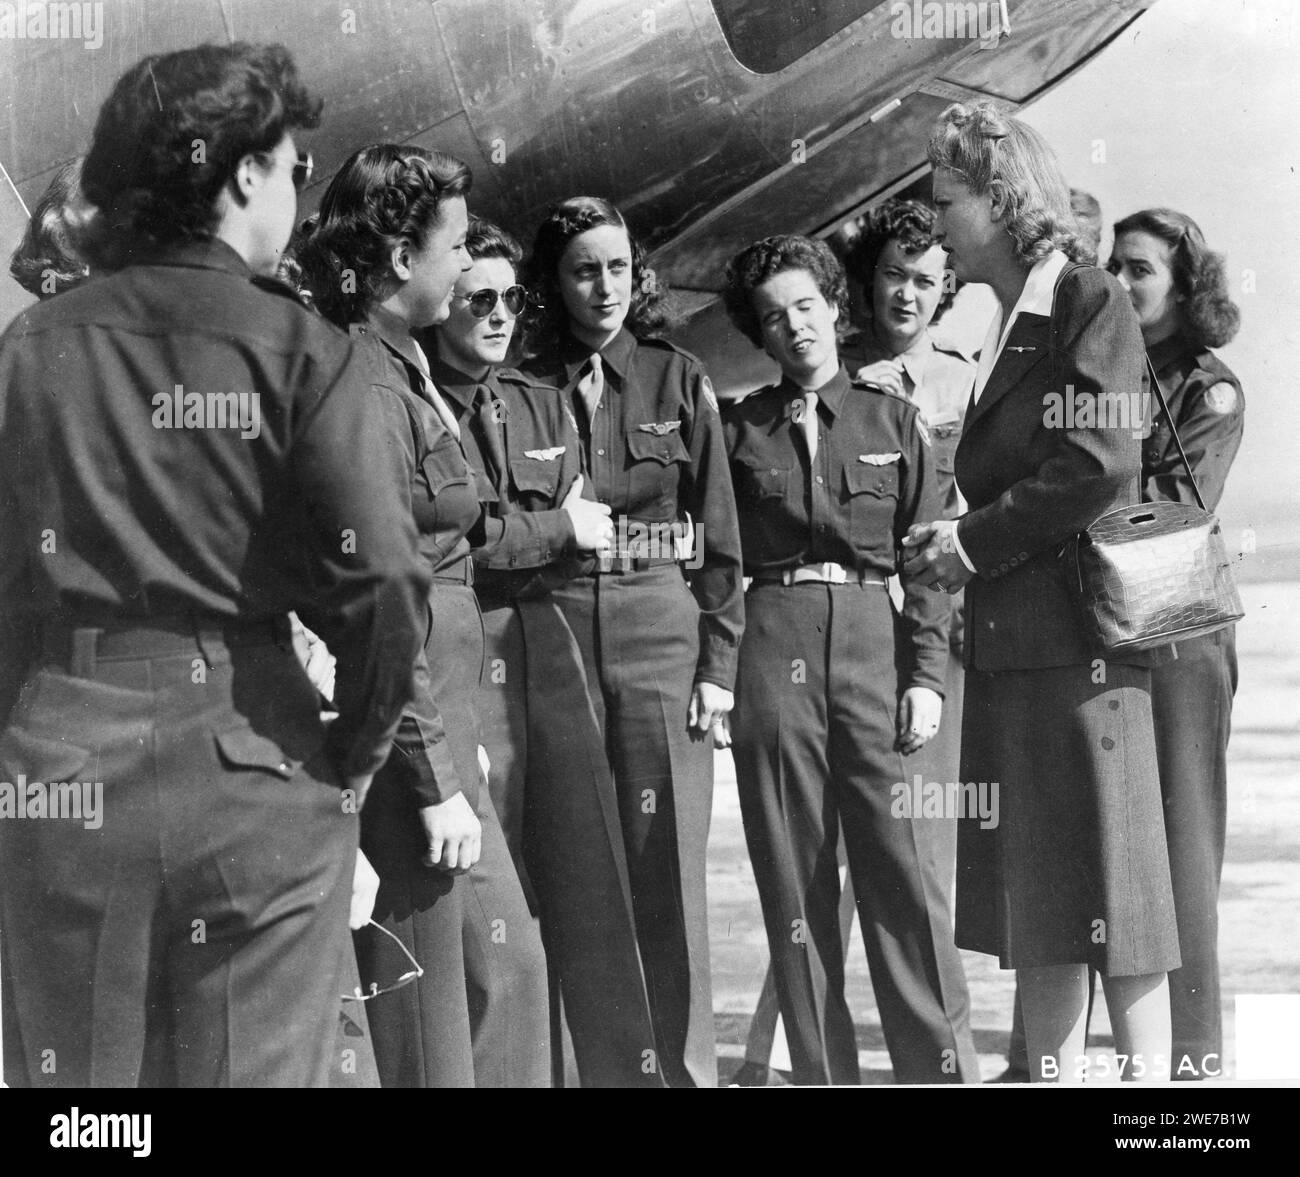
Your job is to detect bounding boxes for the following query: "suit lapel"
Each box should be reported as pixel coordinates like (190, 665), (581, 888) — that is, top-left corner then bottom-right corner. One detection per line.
(962, 312), (1052, 435)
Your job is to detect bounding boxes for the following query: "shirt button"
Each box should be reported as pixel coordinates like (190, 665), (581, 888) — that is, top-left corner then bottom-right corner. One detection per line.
(770, 468), (779, 476)
(596, 448), (605, 456)
(815, 475), (824, 486)
(278, 762), (290, 774)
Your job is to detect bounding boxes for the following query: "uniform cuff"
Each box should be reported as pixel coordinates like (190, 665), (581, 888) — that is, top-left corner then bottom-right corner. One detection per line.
(951, 521), (977, 574)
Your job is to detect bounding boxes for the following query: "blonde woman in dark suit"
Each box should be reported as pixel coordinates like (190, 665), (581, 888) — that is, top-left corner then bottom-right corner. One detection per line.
(904, 103), (1180, 1083)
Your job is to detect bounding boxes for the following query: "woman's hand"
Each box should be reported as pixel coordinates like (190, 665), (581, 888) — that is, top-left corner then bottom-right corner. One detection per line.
(897, 686), (943, 755)
(561, 474), (615, 554)
(902, 520), (974, 594)
(854, 359), (906, 398)
(417, 792), (482, 873)
(688, 681), (734, 741)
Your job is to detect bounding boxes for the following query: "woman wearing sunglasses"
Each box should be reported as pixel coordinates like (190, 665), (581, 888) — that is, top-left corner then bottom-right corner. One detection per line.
(517, 196), (745, 1087)
(418, 219), (613, 906)
(297, 145), (548, 1088)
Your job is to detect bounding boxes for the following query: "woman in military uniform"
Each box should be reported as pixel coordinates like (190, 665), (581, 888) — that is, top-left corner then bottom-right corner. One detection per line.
(721, 234), (978, 1085)
(1108, 208), (1244, 1079)
(298, 145), (548, 1087)
(519, 196), (745, 1087)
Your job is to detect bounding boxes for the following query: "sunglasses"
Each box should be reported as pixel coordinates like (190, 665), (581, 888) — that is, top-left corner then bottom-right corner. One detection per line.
(259, 148), (313, 192)
(452, 285), (528, 319)
(292, 151), (314, 192)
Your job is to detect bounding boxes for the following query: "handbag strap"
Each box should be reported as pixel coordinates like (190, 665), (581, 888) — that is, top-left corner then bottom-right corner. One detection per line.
(1050, 262), (1207, 512)
(1141, 352), (1206, 512)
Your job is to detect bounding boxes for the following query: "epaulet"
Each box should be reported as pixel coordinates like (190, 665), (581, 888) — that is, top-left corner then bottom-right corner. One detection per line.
(723, 383), (780, 416)
(495, 365), (555, 392)
(850, 377), (919, 411)
(642, 334), (702, 364)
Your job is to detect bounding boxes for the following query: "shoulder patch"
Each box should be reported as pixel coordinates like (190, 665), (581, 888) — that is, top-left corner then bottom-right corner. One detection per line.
(1203, 381), (1238, 415)
(700, 374), (719, 413)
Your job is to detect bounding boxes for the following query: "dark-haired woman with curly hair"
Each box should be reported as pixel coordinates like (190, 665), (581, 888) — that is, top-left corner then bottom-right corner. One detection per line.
(517, 196), (745, 1087)
(1108, 208), (1244, 1079)
(298, 144), (549, 1088)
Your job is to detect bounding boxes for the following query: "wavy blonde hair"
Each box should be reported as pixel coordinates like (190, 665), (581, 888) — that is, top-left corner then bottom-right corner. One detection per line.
(927, 102), (1091, 266)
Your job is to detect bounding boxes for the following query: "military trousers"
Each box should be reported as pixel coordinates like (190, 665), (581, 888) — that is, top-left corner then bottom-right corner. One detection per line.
(0, 618), (355, 1087)
(520, 565), (716, 1088)
(359, 582), (549, 1088)
(731, 581), (978, 1085)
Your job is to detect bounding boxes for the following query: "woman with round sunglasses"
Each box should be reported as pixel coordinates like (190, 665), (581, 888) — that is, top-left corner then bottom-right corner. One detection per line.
(518, 196), (745, 1087)
(1107, 209), (1243, 1079)
(417, 219), (612, 903)
(298, 144), (548, 1088)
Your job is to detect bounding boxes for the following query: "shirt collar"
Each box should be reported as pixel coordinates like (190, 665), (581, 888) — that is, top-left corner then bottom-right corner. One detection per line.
(780, 365), (850, 419)
(138, 236), (253, 280)
(363, 305), (425, 374)
(1146, 329), (1191, 375)
(425, 348), (492, 411)
(1009, 248), (1071, 322)
(561, 326), (636, 383)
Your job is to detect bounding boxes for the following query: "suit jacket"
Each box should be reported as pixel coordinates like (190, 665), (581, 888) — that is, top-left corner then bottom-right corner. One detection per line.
(955, 263), (1155, 671)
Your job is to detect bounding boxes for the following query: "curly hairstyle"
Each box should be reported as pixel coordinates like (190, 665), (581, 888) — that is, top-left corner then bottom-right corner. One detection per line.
(77, 43), (322, 271)
(294, 144), (472, 326)
(927, 102), (1092, 267)
(845, 198), (957, 322)
(1110, 208), (1240, 350)
(722, 234), (850, 349)
(465, 216), (522, 267)
(9, 159), (90, 299)
(521, 196), (670, 355)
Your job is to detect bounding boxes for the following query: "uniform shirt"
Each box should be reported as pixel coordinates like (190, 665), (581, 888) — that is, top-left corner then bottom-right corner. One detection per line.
(0, 238), (429, 777)
(521, 327), (745, 691)
(1142, 331), (1244, 512)
(422, 349), (592, 599)
(722, 366), (949, 695)
(843, 326), (974, 520)
(349, 308), (482, 806)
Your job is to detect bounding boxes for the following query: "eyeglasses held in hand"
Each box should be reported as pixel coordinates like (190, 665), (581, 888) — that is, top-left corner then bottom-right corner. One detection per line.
(342, 919), (424, 1001)
(453, 285), (528, 319)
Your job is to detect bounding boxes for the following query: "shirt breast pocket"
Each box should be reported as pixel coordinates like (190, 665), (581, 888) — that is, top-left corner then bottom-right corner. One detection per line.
(843, 462), (899, 533)
(736, 460), (792, 505)
(625, 427), (689, 518)
(509, 456), (562, 503)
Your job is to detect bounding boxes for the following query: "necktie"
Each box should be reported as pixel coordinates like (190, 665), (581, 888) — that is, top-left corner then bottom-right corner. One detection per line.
(576, 353), (604, 430)
(411, 339), (462, 441)
(473, 383), (507, 490)
(799, 389), (819, 463)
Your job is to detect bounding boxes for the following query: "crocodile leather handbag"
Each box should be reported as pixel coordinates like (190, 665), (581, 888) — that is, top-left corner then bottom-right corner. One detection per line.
(1070, 356), (1244, 656)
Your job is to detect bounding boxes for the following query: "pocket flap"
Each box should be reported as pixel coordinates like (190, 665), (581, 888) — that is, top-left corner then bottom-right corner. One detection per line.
(844, 462), (898, 497)
(419, 451), (471, 499)
(214, 727), (300, 779)
(626, 428), (690, 466)
(0, 728), (91, 785)
(509, 456), (561, 497)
